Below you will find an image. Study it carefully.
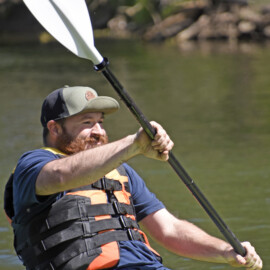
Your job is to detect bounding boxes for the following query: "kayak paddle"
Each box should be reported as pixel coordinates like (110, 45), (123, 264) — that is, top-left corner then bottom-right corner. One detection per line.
(23, 0), (246, 256)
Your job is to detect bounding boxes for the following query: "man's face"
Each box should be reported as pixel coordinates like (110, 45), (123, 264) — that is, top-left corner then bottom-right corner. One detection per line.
(55, 112), (108, 155)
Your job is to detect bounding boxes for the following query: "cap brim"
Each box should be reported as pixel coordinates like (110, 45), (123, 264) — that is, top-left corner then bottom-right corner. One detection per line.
(81, 96), (119, 114)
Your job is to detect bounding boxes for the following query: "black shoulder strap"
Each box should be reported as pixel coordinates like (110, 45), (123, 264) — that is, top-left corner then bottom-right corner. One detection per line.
(4, 172), (15, 221)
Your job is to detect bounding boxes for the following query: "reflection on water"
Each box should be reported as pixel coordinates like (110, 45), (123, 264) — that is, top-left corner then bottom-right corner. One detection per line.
(0, 40), (269, 269)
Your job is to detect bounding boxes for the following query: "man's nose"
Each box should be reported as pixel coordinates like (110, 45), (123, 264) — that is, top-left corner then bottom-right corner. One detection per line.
(92, 123), (103, 134)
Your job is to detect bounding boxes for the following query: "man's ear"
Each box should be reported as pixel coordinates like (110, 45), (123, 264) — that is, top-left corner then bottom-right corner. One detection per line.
(47, 120), (62, 137)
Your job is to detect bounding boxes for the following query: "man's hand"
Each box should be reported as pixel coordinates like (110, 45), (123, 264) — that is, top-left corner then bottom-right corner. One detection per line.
(225, 242), (263, 269)
(135, 121), (174, 161)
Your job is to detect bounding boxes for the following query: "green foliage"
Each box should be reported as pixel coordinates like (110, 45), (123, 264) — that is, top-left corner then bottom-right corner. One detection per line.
(131, 6), (153, 25)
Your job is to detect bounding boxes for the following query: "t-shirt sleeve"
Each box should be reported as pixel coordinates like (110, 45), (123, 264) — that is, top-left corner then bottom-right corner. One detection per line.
(13, 149), (59, 220)
(123, 163), (165, 222)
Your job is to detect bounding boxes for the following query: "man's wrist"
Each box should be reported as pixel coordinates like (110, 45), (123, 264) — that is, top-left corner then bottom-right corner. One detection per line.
(123, 134), (142, 158)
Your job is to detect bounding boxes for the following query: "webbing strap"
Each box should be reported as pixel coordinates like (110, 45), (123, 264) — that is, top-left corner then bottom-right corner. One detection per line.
(90, 215), (138, 233)
(29, 202), (134, 234)
(22, 229), (145, 270)
(60, 230), (144, 270)
(58, 230), (144, 269)
(29, 216), (139, 253)
(86, 178), (130, 192)
(92, 178), (122, 191)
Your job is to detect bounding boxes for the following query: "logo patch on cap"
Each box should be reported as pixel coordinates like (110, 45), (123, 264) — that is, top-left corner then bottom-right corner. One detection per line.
(85, 91), (95, 101)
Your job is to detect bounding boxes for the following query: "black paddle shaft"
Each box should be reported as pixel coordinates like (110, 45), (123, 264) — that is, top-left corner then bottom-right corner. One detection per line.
(94, 58), (246, 257)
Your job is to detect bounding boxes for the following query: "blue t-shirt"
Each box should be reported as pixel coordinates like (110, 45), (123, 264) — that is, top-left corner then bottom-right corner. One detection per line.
(13, 149), (169, 269)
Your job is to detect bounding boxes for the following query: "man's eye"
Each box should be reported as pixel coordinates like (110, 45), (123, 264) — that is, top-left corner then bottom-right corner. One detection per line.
(83, 121), (103, 126)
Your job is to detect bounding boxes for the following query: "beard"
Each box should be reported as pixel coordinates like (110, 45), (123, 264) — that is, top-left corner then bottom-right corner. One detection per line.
(55, 130), (108, 155)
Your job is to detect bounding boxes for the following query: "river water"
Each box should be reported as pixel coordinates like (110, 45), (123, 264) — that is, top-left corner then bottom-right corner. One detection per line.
(0, 39), (269, 269)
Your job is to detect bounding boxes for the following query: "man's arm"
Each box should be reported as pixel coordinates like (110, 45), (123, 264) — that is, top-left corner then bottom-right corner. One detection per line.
(141, 208), (262, 269)
(36, 122), (173, 195)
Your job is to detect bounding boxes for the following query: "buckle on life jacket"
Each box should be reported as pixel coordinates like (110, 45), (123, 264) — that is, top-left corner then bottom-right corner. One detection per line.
(113, 201), (127, 215)
(48, 262), (56, 270)
(127, 228), (135, 241)
(92, 177), (122, 191)
(40, 240), (47, 251)
(119, 215), (127, 228)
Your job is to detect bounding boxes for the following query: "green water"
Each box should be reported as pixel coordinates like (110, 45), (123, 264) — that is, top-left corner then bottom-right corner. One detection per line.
(0, 40), (269, 269)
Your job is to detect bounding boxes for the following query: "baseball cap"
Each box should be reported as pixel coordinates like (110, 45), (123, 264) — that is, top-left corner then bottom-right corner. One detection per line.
(40, 86), (119, 127)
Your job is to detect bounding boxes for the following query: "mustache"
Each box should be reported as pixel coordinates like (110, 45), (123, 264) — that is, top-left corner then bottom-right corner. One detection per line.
(57, 133), (108, 155)
(84, 134), (108, 145)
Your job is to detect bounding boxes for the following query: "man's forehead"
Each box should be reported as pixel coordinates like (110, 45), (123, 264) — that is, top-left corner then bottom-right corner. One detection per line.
(75, 112), (104, 120)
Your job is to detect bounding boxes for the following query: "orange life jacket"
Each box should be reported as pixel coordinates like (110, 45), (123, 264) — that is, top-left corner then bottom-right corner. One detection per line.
(4, 148), (160, 270)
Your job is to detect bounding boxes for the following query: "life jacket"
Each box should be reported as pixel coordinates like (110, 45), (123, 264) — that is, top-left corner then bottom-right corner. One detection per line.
(4, 148), (161, 270)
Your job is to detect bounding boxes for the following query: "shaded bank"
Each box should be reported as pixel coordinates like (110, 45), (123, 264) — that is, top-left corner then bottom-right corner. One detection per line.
(144, 2), (270, 42)
(0, 0), (270, 47)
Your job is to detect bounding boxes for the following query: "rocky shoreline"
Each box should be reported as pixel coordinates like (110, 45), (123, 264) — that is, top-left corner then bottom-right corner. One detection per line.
(142, 2), (270, 43)
(0, 0), (270, 47)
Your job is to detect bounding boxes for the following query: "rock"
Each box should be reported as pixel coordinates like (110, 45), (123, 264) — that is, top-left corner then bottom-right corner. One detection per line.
(238, 7), (262, 24)
(264, 25), (270, 38)
(261, 4), (270, 15)
(178, 12), (239, 41)
(177, 14), (209, 41)
(107, 15), (131, 38)
(143, 13), (194, 41)
(143, 3), (205, 41)
(261, 12), (270, 27)
(177, 4), (270, 44)
(238, 20), (256, 34)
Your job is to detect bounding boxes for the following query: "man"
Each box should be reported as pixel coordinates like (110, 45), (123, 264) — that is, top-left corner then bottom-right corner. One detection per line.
(5, 86), (262, 270)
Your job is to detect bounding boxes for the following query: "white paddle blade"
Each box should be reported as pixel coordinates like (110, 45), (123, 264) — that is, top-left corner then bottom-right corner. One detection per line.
(23, 0), (103, 65)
